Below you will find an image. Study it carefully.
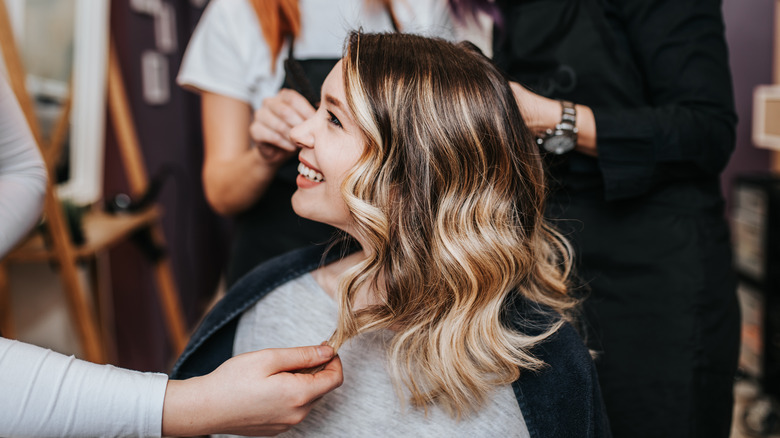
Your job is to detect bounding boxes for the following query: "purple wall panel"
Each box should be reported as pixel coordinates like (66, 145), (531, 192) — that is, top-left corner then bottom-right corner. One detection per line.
(722, 0), (775, 210)
(106, 0), (227, 372)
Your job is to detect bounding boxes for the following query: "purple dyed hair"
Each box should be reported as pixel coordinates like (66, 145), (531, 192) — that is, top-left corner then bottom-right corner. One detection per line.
(447, 0), (504, 30)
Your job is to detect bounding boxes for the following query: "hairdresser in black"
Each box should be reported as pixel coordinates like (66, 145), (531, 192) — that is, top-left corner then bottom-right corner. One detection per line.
(490, 0), (739, 436)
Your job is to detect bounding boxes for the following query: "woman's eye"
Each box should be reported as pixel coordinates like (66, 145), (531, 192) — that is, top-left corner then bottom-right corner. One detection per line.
(327, 111), (343, 129)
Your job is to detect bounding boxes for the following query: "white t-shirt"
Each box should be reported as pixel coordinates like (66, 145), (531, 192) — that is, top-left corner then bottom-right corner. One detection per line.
(177, 0), (458, 109)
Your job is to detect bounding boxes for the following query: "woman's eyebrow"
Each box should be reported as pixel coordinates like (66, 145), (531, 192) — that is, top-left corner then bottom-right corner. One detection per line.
(324, 94), (345, 111)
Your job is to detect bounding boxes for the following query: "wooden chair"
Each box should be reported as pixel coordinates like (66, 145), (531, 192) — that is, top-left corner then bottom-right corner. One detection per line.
(0, 2), (188, 363)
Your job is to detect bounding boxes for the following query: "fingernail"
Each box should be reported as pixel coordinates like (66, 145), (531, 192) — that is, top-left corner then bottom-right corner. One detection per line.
(316, 345), (333, 358)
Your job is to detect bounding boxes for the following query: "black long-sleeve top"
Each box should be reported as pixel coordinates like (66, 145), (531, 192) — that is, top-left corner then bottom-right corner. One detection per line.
(493, 0), (737, 202)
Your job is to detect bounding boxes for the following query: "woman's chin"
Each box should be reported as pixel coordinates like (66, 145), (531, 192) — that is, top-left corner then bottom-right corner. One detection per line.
(291, 190), (352, 233)
(290, 192), (309, 219)
(291, 193), (324, 226)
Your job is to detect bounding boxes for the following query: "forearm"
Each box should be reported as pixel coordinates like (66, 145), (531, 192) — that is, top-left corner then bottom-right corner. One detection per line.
(592, 103), (735, 198)
(0, 338), (167, 438)
(203, 148), (278, 215)
(201, 91), (288, 216)
(161, 377), (214, 437)
(574, 105), (597, 156)
(512, 83), (597, 156)
(529, 95), (734, 201)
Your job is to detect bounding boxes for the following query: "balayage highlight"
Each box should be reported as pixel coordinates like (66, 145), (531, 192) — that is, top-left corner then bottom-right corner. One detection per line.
(328, 32), (576, 418)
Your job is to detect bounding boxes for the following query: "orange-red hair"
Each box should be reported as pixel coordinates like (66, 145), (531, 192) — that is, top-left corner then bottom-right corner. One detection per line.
(249, 0), (301, 66)
(249, 0), (398, 68)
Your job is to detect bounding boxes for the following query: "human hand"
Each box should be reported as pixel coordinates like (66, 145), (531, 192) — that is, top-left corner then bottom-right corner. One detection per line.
(250, 88), (316, 166)
(509, 81), (560, 135)
(162, 345), (343, 436)
(509, 81), (597, 155)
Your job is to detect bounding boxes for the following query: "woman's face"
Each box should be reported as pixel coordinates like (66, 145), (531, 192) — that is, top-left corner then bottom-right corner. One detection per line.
(290, 60), (365, 232)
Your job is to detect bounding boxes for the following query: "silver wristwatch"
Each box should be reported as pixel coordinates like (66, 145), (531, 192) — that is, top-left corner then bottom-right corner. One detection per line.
(536, 100), (578, 155)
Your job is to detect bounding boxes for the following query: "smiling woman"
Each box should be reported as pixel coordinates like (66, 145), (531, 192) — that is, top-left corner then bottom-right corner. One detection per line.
(172, 32), (611, 438)
(290, 60), (365, 233)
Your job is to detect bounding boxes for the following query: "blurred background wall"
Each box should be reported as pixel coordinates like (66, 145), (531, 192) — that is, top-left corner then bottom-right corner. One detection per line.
(104, 0), (229, 371)
(722, 0), (775, 209)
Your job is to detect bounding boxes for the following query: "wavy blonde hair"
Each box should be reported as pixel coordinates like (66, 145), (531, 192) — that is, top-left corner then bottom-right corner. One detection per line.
(327, 32), (576, 418)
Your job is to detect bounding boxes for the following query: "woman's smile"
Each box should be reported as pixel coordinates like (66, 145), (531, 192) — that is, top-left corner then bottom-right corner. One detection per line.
(297, 160), (325, 188)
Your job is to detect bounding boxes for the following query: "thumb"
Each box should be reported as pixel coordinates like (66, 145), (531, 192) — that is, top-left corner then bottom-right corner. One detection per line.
(260, 345), (335, 374)
(303, 353), (344, 397)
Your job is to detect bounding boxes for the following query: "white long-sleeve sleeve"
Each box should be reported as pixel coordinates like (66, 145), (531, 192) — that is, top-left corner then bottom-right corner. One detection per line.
(0, 77), (168, 437)
(0, 337), (169, 438)
(0, 74), (47, 258)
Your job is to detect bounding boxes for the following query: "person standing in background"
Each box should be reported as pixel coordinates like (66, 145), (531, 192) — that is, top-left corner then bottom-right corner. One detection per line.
(490, 0), (740, 436)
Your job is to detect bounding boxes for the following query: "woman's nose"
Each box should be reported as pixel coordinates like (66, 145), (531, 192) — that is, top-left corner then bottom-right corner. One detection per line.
(290, 116), (315, 149)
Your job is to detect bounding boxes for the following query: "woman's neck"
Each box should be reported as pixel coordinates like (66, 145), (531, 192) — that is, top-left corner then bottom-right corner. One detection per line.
(311, 249), (382, 311)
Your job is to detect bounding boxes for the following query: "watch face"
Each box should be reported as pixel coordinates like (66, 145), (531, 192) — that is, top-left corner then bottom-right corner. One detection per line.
(542, 135), (575, 155)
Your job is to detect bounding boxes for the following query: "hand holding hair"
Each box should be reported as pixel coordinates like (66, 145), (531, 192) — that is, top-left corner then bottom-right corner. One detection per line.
(250, 88), (316, 163)
(162, 345), (342, 436)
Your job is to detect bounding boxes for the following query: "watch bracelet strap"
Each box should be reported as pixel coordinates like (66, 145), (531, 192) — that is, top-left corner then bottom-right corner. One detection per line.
(534, 100), (578, 151)
(559, 100), (576, 130)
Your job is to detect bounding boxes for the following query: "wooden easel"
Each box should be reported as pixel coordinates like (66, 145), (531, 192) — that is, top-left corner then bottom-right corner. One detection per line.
(0, 1), (188, 363)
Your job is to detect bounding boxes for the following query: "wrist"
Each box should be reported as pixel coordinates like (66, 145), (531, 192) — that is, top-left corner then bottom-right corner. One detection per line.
(573, 104), (597, 156)
(536, 100), (578, 155)
(162, 377), (215, 437)
(524, 95), (561, 135)
(543, 98), (564, 131)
